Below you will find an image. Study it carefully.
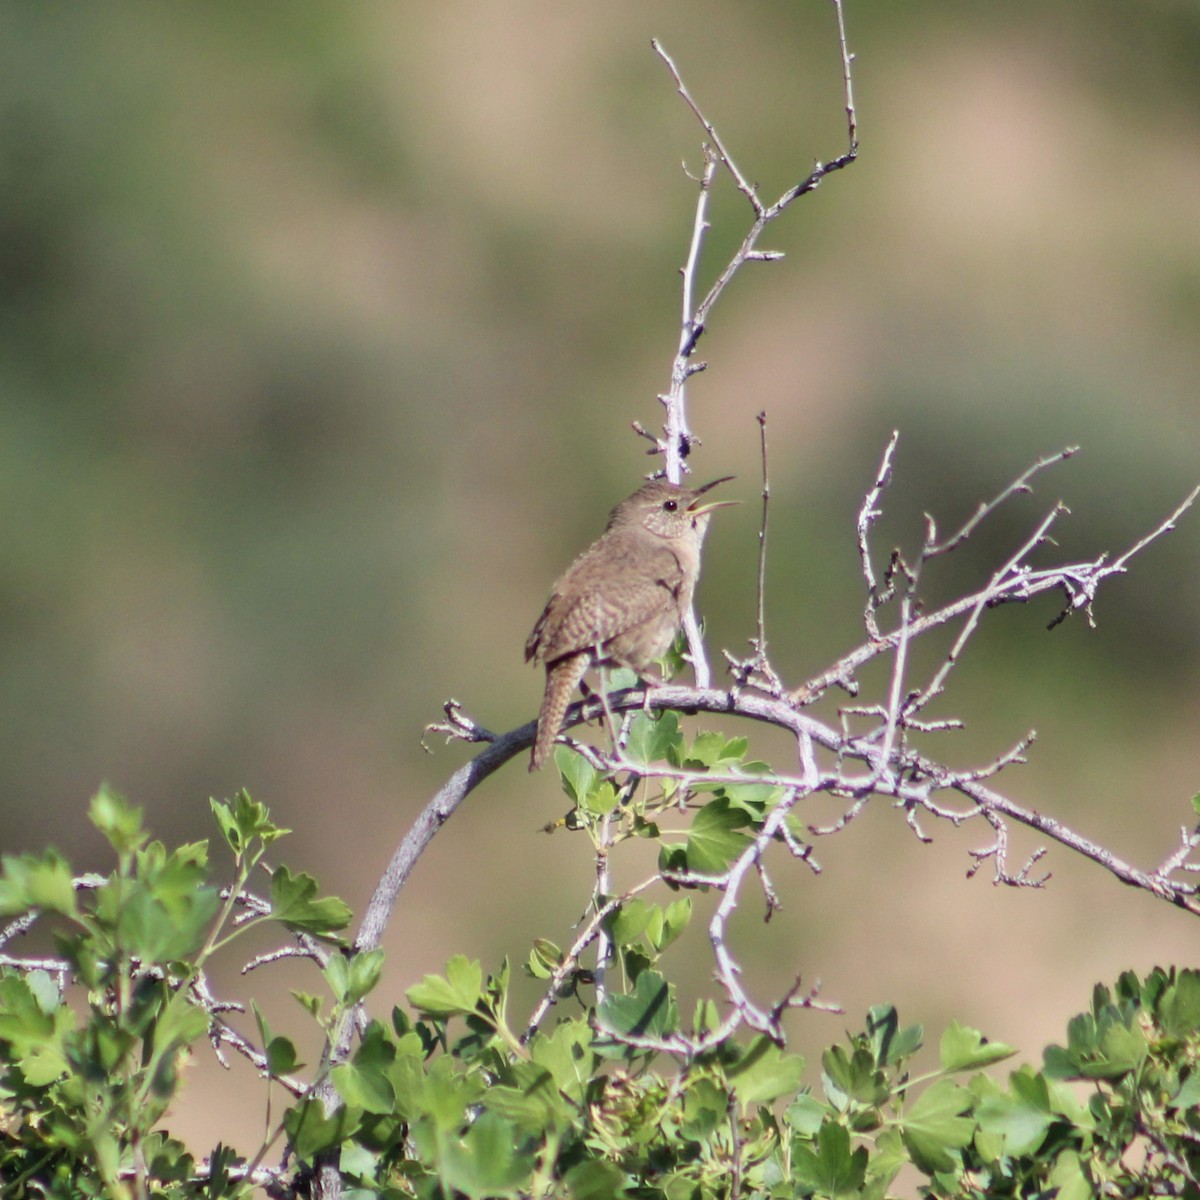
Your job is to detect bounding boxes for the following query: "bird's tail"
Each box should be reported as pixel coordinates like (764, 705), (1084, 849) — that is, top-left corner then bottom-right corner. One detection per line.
(530, 652), (590, 771)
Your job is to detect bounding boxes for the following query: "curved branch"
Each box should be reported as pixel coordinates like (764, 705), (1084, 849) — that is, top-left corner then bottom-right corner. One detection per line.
(353, 725), (529, 956)
(370, 673), (1200, 973)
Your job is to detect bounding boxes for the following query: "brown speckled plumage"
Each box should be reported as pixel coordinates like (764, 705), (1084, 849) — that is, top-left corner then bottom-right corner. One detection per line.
(526, 477), (733, 770)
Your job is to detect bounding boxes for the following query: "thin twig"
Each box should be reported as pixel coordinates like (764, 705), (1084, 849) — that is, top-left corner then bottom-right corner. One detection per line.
(910, 503), (1068, 713)
(651, 41), (762, 215)
(651, 5), (858, 693)
(755, 412), (771, 656)
(924, 446), (1078, 558)
(857, 430), (900, 639)
(798, 484), (1198, 704)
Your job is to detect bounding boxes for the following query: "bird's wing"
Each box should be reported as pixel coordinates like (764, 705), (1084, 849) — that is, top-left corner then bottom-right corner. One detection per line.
(529, 536), (684, 663)
(525, 594), (558, 663)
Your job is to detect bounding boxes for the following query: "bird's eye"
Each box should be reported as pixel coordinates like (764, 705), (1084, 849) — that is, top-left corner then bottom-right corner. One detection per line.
(663, 500), (678, 512)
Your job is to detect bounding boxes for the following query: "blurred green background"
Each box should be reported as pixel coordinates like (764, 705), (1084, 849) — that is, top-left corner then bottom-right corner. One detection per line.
(3, 0), (1199, 1157)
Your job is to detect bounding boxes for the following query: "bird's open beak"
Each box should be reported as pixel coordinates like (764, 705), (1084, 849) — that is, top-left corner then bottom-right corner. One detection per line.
(688, 475), (739, 515)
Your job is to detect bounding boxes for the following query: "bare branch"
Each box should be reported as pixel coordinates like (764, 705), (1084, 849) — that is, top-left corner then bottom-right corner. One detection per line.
(873, 591), (913, 786)
(924, 446), (1078, 558)
(650, 41), (763, 216)
(649, 5), (858, 694)
(727, 412), (786, 697)
(1155, 822), (1200, 882)
(857, 429), (900, 639)
(754, 412), (772, 660)
(909, 502), (1068, 713)
(798, 482), (1198, 705)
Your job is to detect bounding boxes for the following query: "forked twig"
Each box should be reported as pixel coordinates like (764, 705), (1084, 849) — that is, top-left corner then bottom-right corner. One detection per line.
(650, 2), (858, 689)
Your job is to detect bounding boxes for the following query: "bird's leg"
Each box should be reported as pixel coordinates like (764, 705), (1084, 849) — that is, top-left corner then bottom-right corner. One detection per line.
(637, 664), (672, 718)
(637, 675), (655, 719)
(594, 658), (623, 761)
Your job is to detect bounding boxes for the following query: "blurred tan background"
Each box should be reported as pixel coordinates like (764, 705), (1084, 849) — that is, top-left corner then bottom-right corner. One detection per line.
(3, 0), (1199, 1159)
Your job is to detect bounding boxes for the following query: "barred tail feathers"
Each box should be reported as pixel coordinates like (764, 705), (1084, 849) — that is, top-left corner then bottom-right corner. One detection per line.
(530, 652), (590, 771)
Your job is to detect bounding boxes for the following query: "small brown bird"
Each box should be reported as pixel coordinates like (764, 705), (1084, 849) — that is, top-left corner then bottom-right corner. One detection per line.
(525, 476), (735, 770)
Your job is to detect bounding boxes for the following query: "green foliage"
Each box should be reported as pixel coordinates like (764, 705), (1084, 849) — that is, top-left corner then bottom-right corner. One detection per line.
(1, 782), (1199, 1197)
(0, 786), (348, 1199)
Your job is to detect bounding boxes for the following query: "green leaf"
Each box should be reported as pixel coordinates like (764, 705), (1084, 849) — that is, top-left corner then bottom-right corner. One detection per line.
(145, 1133), (197, 1185)
(692, 998), (722, 1038)
(786, 1093), (826, 1137)
(821, 1044), (888, 1109)
(438, 1110), (531, 1199)
(24, 969), (62, 1016)
(624, 711), (681, 767)
(1173, 1068), (1200, 1110)
(269, 866), (352, 936)
(338, 1143), (379, 1185)
(210, 790), (289, 855)
(684, 798), (752, 875)
(253, 1001), (302, 1076)
(0, 974), (61, 1054)
(153, 989), (211, 1052)
(727, 1036), (806, 1106)
(1044, 1000), (1148, 1081)
(597, 970), (678, 1046)
(579, 779), (619, 817)
(621, 945), (652, 983)
(1048, 1150), (1093, 1200)
(484, 1063), (567, 1134)
(939, 1021), (1015, 1072)
(407, 956), (484, 1018)
(1159, 969), (1200, 1038)
(333, 1061), (396, 1115)
(657, 843), (690, 880)
(252, 1000), (274, 1055)
(418, 1055), (486, 1131)
(974, 1090), (1052, 1157)
(20, 1038), (70, 1086)
(110, 875), (221, 962)
(898, 1078), (975, 1174)
(27, 853), (80, 918)
(530, 1017), (594, 1102)
(145, 1000), (209, 1099)
(865, 1125), (908, 1192)
(866, 1004), (922, 1068)
(324, 953), (353, 1005)
(647, 897), (692, 952)
(284, 1097), (361, 1161)
(791, 1121), (867, 1196)
(606, 900), (652, 947)
(556, 749), (596, 805)
(680, 1077), (728, 1139)
(0, 849), (79, 919)
(660, 628), (690, 680)
(89, 1124), (123, 1190)
(210, 799), (240, 854)
(265, 1035), (299, 1076)
(718, 735), (749, 761)
(346, 949), (385, 1005)
(526, 938), (561, 980)
(1095, 1022), (1147, 1077)
(293, 990), (323, 1020)
(718, 779), (784, 815)
(89, 784), (148, 858)
(677, 729), (751, 770)
(564, 1159), (631, 1200)
(681, 730), (731, 769)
